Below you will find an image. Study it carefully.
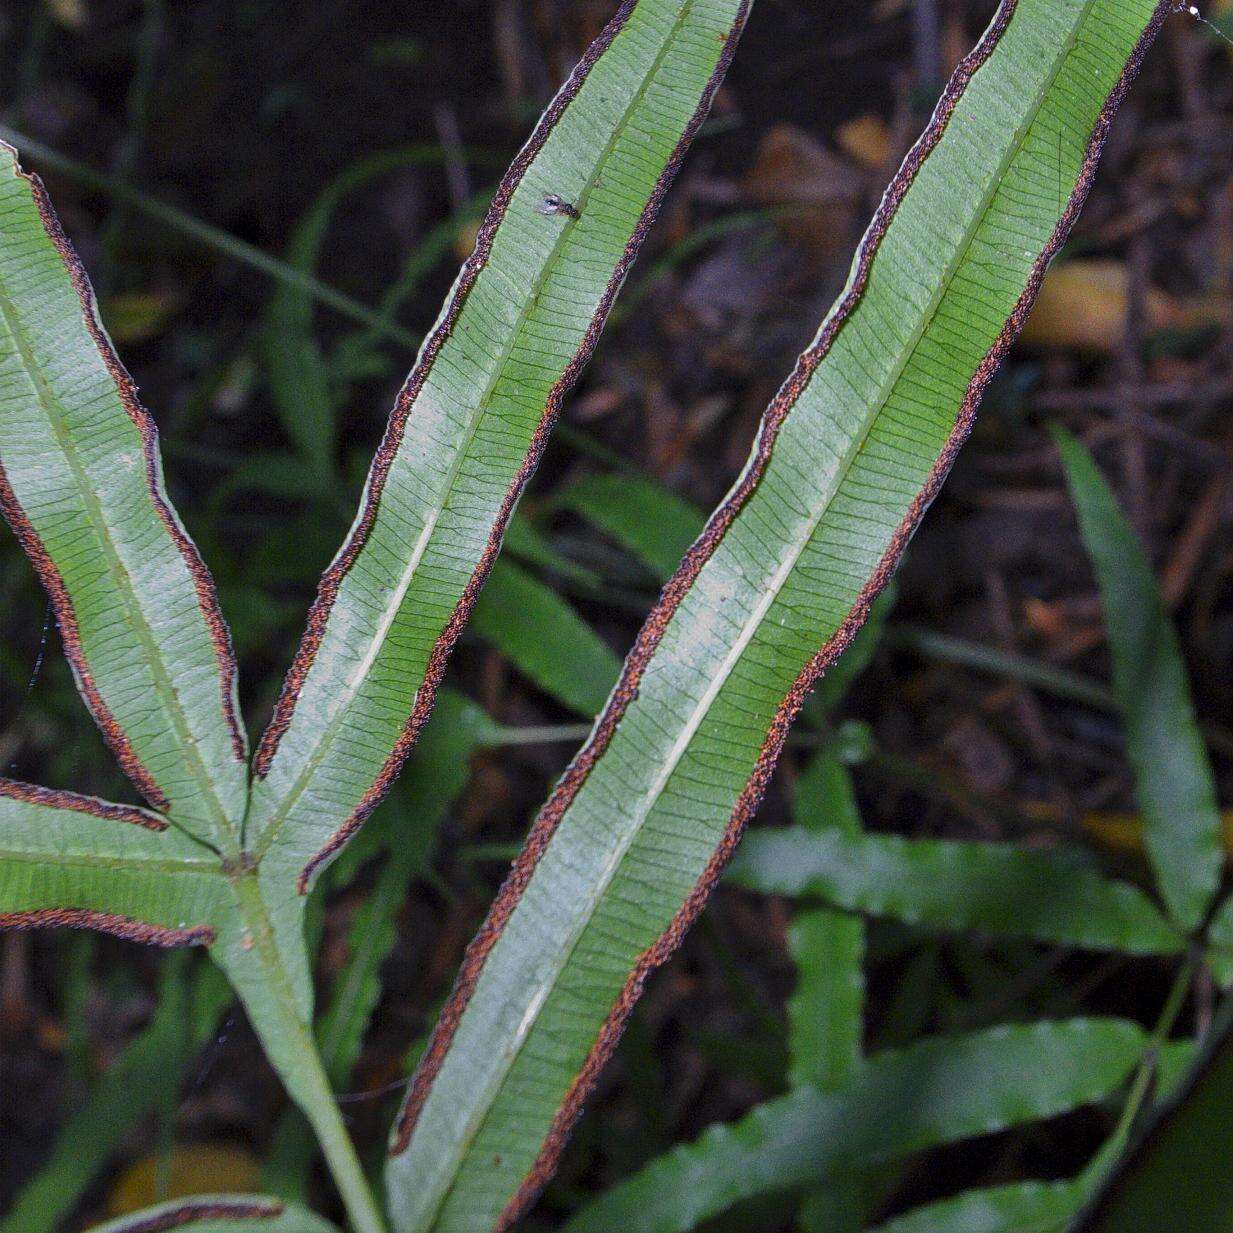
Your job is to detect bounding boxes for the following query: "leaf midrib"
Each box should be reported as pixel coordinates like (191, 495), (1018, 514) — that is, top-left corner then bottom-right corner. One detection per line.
(0, 846), (221, 876)
(253, 0), (698, 864)
(0, 259), (237, 849)
(421, 0), (1092, 1202)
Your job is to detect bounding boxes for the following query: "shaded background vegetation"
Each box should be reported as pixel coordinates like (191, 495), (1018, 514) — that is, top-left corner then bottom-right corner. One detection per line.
(1, 0), (1231, 1227)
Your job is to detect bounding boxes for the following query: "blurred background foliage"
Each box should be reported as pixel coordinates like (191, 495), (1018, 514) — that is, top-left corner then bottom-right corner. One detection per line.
(1, 0), (1232, 1228)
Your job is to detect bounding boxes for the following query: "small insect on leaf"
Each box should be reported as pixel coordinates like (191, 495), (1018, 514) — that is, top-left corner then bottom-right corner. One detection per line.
(537, 193), (581, 219)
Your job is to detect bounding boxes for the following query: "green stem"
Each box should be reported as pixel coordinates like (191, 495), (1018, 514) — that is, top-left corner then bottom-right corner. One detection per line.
(296, 1051), (386, 1233)
(229, 874), (386, 1233)
(1095, 955), (1196, 1176)
(888, 623), (1116, 710)
(489, 722), (594, 746)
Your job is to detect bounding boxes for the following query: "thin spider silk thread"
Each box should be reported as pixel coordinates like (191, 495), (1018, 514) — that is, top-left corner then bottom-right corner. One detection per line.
(1176, 1), (1233, 48)
(336, 1074), (414, 1104)
(6, 598), (52, 771)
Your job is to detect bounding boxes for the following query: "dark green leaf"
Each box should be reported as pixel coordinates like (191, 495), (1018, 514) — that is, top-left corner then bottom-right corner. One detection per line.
(1051, 426), (1222, 930)
(562, 1019), (1147, 1233)
(729, 829), (1182, 955)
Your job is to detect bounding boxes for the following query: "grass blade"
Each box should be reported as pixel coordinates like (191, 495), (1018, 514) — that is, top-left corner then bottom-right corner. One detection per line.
(389, 6), (1172, 1226)
(0, 122), (409, 343)
(1051, 426), (1222, 930)
(262, 146), (460, 480)
(0, 958), (232, 1233)
(729, 829), (1183, 955)
(558, 473), (704, 579)
(788, 750), (868, 1231)
(561, 1019), (1147, 1233)
(247, 0), (752, 910)
(470, 560), (621, 717)
(0, 143), (247, 845)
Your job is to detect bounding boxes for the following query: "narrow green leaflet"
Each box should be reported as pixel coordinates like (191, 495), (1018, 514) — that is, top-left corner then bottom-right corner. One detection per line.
(561, 1019), (1147, 1233)
(788, 751), (867, 1231)
(867, 1180), (1085, 1233)
(1051, 427), (1222, 931)
(862, 1040), (1203, 1233)
(558, 472), (704, 578)
(388, 5), (1170, 1229)
(0, 142), (247, 844)
(0, 781), (229, 941)
(470, 559), (621, 716)
(247, 0), (752, 915)
(3, 6), (756, 1226)
(85, 1197), (340, 1233)
(1, 958), (232, 1233)
(786, 752), (865, 1091)
(501, 514), (605, 591)
(728, 829), (1182, 955)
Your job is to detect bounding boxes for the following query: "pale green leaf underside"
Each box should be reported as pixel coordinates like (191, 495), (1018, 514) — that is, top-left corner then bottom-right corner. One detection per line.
(1052, 427), (1222, 931)
(0, 787), (228, 934)
(728, 828), (1182, 955)
(85, 1197), (340, 1233)
(0, 144), (245, 844)
(249, 0), (746, 890)
(0, 782), (320, 1130)
(561, 1019), (1146, 1233)
(388, 4), (1161, 1230)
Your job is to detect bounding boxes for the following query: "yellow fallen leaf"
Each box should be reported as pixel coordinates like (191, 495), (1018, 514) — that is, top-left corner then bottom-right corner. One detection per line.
(100, 292), (178, 346)
(1081, 808), (1233, 862)
(45, 0), (86, 30)
(1024, 798), (1233, 863)
(108, 1144), (262, 1216)
(454, 220), (481, 262)
(836, 114), (892, 171)
(1019, 259), (1224, 352)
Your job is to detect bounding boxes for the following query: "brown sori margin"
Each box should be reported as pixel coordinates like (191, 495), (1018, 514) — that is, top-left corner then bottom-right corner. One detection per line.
(392, 2), (1174, 1228)
(0, 775), (167, 830)
(0, 908), (214, 946)
(0, 145), (247, 775)
(97, 1200), (284, 1233)
(0, 779), (215, 945)
(248, 0), (754, 892)
(0, 455), (168, 809)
